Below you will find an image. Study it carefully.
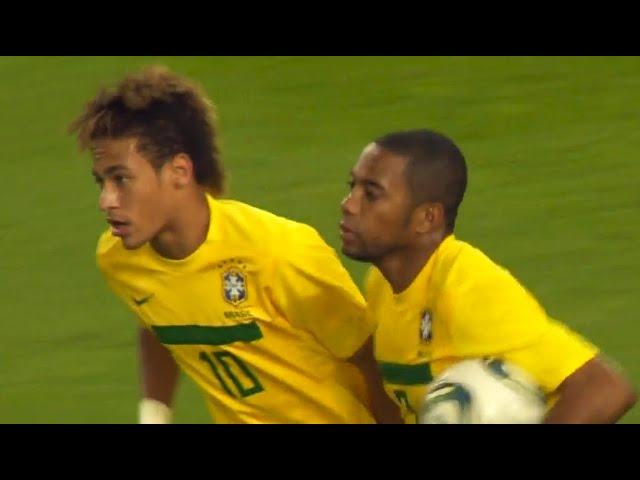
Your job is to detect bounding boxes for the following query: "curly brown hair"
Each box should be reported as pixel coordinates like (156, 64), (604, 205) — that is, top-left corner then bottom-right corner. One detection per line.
(69, 65), (225, 195)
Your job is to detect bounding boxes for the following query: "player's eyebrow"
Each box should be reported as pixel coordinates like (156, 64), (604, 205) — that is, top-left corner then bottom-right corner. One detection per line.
(92, 164), (130, 179)
(350, 171), (386, 192)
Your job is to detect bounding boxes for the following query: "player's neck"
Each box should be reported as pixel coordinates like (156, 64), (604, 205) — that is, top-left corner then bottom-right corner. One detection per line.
(376, 232), (446, 294)
(150, 190), (210, 260)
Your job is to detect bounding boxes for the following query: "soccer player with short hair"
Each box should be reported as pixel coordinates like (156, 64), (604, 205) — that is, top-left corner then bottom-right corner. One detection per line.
(69, 66), (400, 424)
(340, 129), (636, 423)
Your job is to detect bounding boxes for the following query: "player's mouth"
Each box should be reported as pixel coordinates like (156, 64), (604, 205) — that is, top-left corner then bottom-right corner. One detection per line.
(339, 222), (358, 242)
(108, 218), (131, 237)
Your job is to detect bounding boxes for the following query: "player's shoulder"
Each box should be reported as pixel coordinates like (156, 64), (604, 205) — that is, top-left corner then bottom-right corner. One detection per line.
(432, 235), (529, 309)
(439, 236), (546, 316)
(441, 235), (511, 285)
(216, 198), (279, 222)
(218, 199), (329, 250)
(218, 199), (311, 234)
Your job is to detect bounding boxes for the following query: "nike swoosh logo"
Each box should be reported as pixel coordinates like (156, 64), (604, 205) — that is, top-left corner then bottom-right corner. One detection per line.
(133, 294), (154, 306)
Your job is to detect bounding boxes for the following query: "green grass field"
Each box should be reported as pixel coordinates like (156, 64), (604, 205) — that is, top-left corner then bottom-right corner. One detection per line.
(1, 56), (638, 423)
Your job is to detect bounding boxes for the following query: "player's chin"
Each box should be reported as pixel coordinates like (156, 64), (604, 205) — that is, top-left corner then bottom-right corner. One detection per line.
(341, 243), (372, 262)
(121, 233), (147, 250)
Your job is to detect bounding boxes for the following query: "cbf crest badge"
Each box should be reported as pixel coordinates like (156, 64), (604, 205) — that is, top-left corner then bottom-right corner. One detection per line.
(222, 268), (247, 306)
(420, 310), (433, 342)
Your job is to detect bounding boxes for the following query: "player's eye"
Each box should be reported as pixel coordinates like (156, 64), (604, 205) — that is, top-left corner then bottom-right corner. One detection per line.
(347, 180), (355, 190)
(114, 175), (130, 185)
(364, 189), (378, 201)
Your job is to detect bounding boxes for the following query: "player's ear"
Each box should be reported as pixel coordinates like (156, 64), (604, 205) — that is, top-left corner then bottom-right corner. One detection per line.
(168, 153), (195, 188)
(413, 202), (445, 234)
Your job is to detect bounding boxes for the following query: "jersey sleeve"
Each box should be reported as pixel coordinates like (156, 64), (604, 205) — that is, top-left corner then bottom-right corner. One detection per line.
(503, 320), (598, 393)
(441, 257), (598, 394)
(268, 224), (374, 359)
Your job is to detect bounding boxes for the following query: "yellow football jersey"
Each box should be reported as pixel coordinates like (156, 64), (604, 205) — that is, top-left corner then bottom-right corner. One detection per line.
(97, 194), (375, 424)
(367, 234), (598, 424)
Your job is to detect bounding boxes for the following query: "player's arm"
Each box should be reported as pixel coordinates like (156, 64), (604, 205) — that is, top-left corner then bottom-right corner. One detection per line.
(445, 266), (636, 424)
(349, 336), (403, 424)
(503, 326), (637, 424)
(96, 247), (180, 424)
(138, 326), (180, 424)
(544, 355), (636, 424)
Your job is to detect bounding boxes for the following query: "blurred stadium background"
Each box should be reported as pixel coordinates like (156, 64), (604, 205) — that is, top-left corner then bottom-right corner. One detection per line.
(1, 56), (638, 423)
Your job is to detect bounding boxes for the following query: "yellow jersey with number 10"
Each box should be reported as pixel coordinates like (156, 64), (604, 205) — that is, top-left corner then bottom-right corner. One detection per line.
(97, 194), (375, 423)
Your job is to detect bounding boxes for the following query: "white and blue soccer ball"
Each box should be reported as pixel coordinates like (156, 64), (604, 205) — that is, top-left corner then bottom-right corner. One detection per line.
(419, 358), (547, 424)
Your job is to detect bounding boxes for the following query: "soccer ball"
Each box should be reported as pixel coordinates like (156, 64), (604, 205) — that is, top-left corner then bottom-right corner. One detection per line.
(418, 358), (547, 424)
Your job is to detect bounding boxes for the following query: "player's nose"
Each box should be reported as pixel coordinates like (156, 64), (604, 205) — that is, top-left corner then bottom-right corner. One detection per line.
(99, 184), (119, 212)
(341, 192), (359, 216)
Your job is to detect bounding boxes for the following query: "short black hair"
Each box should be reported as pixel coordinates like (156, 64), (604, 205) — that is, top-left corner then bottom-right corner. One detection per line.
(375, 129), (467, 232)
